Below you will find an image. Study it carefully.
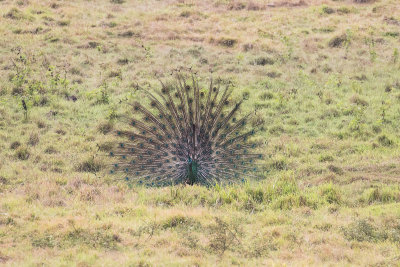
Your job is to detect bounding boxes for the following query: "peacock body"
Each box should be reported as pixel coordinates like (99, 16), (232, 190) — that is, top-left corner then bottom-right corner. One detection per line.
(109, 74), (262, 186)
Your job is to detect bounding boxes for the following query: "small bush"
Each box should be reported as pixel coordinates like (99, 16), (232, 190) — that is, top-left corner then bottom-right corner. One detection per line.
(218, 37), (237, 47)
(337, 7), (351, 14)
(15, 147), (30, 160)
(32, 234), (56, 248)
(329, 34), (348, 48)
(118, 31), (136, 38)
(254, 57), (274, 66)
(378, 135), (394, 147)
(266, 71), (281, 78)
(342, 219), (384, 242)
(385, 32), (399, 38)
(162, 215), (200, 230)
(98, 142), (114, 152)
(350, 95), (368, 106)
(55, 129), (66, 135)
(354, 0), (375, 3)
(44, 146), (58, 154)
(97, 121), (113, 134)
(321, 6), (335, 14)
(0, 176), (8, 185)
(246, 187), (264, 203)
(117, 58), (129, 65)
(259, 92), (274, 100)
(4, 8), (26, 20)
(10, 141), (21, 150)
(270, 158), (288, 171)
(208, 217), (241, 255)
(57, 20), (70, 26)
(76, 157), (103, 173)
(327, 165), (344, 175)
(36, 120), (46, 128)
(28, 132), (39, 146)
(63, 228), (120, 249)
(319, 154), (334, 162)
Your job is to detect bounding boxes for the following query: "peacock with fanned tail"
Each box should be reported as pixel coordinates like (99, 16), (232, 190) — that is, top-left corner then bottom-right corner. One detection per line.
(109, 74), (263, 186)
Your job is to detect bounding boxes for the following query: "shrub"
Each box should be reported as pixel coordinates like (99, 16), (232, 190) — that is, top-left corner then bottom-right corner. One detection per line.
(218, 37), (237, 47)
(208, 217), (241, 255)
(342, 219), (384, 242)
(76, 157), (103, 173)
(337, 7), (351, 14)
(327, 165), (344, 175)
(161, 215), (200, 230)
(97, 121), (113, 134)
(10, 141), (21, 150)
(15, 146), (30, 160)
(350, 95), (368, 106)
(28, 132), (39, 146)
(270, 158), (288, 171)
(254, 57), (274, 66)
(329, 34), (348, 48)
(3, 8), (26, 20)
(44, 146), (58, 154)
(63, 228), (120, 249)
(354, 0), (375, 3)
(319, 154), (334, 162)
(378, 135), (394, 147)
(32, 234), (56, 248)
(321, 6), (335, 14)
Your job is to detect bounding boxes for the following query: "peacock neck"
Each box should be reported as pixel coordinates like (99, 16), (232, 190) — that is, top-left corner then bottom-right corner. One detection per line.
(187, 159), (198, 185)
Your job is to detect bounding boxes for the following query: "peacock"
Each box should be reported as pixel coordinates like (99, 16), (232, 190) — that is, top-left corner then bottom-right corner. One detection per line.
(109, 73), (263, 186)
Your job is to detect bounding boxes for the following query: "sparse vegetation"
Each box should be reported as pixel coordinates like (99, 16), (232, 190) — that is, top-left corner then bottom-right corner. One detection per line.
(0, 0), (400, 265)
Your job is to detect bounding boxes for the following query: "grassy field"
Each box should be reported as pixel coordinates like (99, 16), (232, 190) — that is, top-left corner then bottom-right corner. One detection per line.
(1, 0), (400, 265)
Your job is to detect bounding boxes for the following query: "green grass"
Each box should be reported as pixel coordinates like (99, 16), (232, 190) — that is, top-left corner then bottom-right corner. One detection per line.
(1, 0), (400, 265)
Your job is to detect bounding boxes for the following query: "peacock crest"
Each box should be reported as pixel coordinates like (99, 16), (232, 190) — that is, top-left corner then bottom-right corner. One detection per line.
(109, 73), (263, 186)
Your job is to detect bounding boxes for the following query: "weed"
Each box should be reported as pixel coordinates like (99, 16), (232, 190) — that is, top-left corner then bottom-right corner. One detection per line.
(208, 217), (242, 255)
(320, 183), (342, 204)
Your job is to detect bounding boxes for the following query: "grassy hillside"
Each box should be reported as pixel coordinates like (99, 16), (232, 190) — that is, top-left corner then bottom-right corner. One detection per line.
(1, 0), (400, 265)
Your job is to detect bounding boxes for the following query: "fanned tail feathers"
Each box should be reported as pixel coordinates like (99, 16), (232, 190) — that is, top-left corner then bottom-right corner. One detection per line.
(109, 74), (263, 186)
